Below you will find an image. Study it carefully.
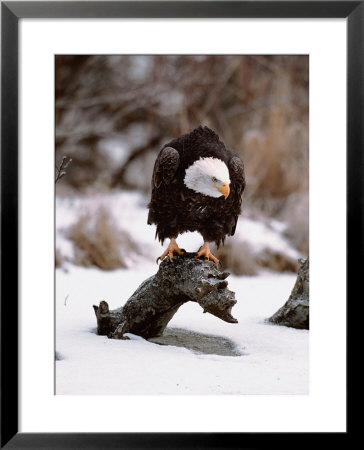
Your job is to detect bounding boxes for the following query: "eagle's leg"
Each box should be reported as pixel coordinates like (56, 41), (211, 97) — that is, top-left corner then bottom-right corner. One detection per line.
(159, 238), (184, 262)
(195, 242), (219, 265)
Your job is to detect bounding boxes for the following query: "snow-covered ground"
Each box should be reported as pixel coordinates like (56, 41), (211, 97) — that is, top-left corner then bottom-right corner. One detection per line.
(56, 265), (308, 395)
(56, 191), (308, 395)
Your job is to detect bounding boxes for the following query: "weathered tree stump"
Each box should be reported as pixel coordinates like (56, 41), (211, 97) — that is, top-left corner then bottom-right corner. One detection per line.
(268, 257), (309, 329)
(93, 253), (238, 340)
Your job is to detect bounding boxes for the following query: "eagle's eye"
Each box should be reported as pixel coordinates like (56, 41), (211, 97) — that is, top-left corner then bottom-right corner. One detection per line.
(212, 176), (218, 183)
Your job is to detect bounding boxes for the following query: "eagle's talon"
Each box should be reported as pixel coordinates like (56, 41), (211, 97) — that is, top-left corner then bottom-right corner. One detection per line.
(159, 238), (184, 263)
(196, 242), (219, 265)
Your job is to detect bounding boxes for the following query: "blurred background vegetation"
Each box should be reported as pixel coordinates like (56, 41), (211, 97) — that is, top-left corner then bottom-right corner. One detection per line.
(55, 55), (308, 274)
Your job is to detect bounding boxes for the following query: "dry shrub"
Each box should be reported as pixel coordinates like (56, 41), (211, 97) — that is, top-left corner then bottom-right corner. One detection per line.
(243, 106), (309, 216)
(254, 249), (299, 273)
(213, 241), (259, 276)
(55, 247), (64, 268)
(214, 239), (299, 275)
(283, 223), (309, 257)
(68, 206), (139, 270)
(279, 192), (309, 256)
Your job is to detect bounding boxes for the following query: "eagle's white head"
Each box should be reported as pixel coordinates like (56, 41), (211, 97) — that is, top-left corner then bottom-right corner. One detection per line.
(184, 157), (230, 198)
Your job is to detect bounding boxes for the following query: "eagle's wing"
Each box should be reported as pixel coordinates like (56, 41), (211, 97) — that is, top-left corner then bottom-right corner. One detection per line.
(229, 156), (245, 197)
(152, 146), (180, 188)
(228, 156), (246, 235)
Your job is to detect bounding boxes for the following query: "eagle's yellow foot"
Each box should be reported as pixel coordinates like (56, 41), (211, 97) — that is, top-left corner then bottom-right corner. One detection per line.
(158, 238), (184, 262)
(195, 242), (219, 265)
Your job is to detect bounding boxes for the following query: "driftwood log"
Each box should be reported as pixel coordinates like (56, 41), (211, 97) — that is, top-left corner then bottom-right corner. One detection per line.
(268, 257), (309, 329)
(93, 253), (238, 340)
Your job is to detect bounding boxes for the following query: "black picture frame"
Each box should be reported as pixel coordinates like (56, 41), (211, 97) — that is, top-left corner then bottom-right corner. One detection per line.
(1, 1), (357, 448)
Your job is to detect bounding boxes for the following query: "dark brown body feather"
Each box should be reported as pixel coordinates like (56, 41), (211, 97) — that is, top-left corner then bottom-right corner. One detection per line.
(147, 126), (246, 246)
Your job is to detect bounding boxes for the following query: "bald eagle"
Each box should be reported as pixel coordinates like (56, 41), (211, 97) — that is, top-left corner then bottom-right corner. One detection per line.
(147, 126), (246, 264)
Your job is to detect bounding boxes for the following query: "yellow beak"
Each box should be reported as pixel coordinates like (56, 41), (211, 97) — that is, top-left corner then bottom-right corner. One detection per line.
(216, 182), (230, 199)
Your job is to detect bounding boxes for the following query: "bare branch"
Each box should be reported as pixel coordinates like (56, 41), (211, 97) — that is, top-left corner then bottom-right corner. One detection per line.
(55, 156), (72, 184)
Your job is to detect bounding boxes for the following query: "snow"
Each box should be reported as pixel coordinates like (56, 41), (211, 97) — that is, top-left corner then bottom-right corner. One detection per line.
(56, 265), (308, 395)
(56, 190), (308, 395)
